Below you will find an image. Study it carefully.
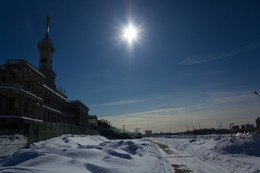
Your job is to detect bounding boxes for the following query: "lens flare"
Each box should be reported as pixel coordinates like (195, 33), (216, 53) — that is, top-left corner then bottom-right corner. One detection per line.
(122, 24), (138, 44)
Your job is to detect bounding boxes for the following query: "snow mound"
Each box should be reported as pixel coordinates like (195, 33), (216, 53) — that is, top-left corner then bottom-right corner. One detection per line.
(214, 137), (260, 157)
(153, 136), (260, 173)
(0, 134), (28, 158)
(0, 135), (172, 173)
(251, 132), (260, 141)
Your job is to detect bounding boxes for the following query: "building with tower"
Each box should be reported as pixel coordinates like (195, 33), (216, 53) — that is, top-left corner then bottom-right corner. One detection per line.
(0, 16), (97, 129)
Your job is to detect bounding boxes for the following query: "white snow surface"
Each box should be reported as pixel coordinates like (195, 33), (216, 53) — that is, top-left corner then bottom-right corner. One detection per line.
(0, 135), (172, 173)
(0, 135), (28, 158)
(0, 135), (259, 173)
(152, 136), (260, 173)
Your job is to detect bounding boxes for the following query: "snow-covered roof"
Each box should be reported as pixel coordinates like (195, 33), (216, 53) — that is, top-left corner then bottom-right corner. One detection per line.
(0, 115), (43, 123)
(42, 105), (74, 117)
(42, 105), (61, 114)
(7, 59), (46, 79)
(0, 85), (43, 101)
(43, 84), (68, 102)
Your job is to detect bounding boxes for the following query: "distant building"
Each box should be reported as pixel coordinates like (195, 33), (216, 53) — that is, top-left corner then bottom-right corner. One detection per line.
(256, 117), (260, 130)
(245, 124), (254, 130)
(0, 17), (97, 128)
(145, 130), (152, 137)
(232, 125), (239, 130)
(134, 128), (140, 134)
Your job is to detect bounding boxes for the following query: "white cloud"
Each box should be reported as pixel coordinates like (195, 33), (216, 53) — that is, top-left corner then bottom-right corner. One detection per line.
(180, 41), (259, 65)
(102, 90), (258, 132)
(91, 98), (146, 107)
(105, 103), (257, 133)
(91, 95), (167, 107)
(209, 94), (253, 103)
(207, 91), (255, 104)
(106, 107), (187, 119)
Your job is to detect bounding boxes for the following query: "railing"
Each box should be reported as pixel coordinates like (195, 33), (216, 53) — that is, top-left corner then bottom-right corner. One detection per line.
(7, 59), (26, 64)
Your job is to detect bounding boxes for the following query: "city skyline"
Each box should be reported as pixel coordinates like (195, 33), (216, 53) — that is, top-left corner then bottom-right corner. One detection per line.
(1, 0), (260, 132)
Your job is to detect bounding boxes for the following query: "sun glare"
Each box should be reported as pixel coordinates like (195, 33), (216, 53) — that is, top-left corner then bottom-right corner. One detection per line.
(123, 24), (138, 44)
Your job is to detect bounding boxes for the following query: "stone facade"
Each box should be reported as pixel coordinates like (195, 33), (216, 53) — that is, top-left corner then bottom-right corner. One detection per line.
(0, 17), (97, 128)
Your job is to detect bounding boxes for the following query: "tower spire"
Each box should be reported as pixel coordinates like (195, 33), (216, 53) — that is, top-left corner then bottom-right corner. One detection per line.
(38, 16), (56, 88)
(45, 16), (50, 39)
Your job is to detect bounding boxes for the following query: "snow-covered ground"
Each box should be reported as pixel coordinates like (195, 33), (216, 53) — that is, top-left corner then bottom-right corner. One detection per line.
(152, 135), (260, 173)
(0, 134), (259, 173)
(0, 135), (171, 173)
(0, 135), (28, 158)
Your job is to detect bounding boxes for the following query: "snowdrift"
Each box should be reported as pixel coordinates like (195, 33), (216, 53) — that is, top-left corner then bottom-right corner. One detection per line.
(153, 136), (260, 173)
(1, 135), (260, 173)
(0, 135), (172, 173)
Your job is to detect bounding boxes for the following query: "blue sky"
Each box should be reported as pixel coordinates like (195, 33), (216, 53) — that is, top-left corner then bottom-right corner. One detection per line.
(1, 0), (260, 132)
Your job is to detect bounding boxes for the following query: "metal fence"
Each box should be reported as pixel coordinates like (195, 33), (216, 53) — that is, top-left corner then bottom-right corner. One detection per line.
(152, 134), (253, 140)
(28, 122), (100, 145)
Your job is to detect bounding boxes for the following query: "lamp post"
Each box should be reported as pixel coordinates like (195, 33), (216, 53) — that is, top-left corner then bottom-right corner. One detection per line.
(254, 91), (260, 107)
(254, 91), (260, 131)
(254, 91), (260, 98)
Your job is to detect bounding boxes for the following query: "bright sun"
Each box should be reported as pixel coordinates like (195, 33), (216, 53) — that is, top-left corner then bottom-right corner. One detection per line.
(123, 24), (138, 43)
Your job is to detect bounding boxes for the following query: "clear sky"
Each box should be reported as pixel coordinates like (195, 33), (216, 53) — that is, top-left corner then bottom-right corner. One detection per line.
(1, 0), (260, 133)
